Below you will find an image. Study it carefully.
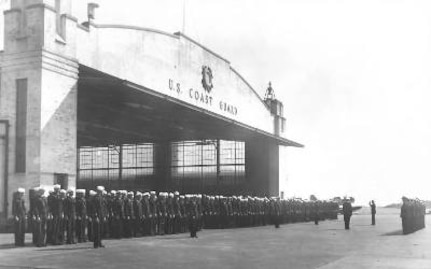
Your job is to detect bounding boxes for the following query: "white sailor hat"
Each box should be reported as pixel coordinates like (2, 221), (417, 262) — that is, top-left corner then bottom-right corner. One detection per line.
(135, 191), (142, 196)
(197, 194), (202, 198)
(128, 191), (134, 196)
(33, 187), (40, 191)
(53, 184), (61, 189)
(150, 191), (156, 195)
(110, 190), (117, 195)
(185, 194), (192, 198)
(179, 195), (185, 199)
(60, 189), (67, 194)
(76, 189), (85, 194)
(174, 191), (180, 196)
(168, 192), (174, 198)
(143, 192), (150, 197)
(96, 186), (105, 192)
(67, 188), (74, 193)
(89, 190), (96, 196)
(17, 188), (25, 193)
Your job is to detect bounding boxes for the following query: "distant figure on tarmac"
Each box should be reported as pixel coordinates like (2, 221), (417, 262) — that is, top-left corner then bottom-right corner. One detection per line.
(313, 201), (320, 225)
(369, 200), (376, 225)
(342, 199), (353, 230)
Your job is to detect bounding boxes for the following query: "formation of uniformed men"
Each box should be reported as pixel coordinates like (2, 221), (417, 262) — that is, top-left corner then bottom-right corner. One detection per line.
(13, 185), (340, 247)
(400, 196), (426, 235)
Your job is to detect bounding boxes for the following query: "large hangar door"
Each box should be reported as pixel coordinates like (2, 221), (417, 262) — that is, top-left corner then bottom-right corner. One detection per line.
(0, 121), (9, 222)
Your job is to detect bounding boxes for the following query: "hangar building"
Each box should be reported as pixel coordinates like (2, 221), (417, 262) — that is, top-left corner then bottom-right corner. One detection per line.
(0, 0), (303, 225)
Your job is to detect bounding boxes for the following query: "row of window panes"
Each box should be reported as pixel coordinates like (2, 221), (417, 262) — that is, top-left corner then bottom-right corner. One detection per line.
(79, 144), (154, 170)
(78, 168), (154, 181)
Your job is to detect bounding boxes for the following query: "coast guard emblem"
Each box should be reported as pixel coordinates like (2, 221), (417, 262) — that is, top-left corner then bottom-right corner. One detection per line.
(201, 66), (213, 93)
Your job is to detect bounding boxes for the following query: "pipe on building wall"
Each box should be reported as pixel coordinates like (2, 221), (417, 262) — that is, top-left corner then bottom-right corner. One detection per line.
(0, 120), (10, 218)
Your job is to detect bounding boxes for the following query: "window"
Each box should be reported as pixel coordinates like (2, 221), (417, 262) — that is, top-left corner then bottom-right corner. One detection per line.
(78, 143), (154, 183)
(171, 139), (245, 191)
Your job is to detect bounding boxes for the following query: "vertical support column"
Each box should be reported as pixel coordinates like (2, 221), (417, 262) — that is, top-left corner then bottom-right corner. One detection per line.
(154, 141), (171, 190)
(267, 142), (280, 196)
(216, 139), (220, 186)
(245, 137), (280, 196)
(245, 137), (267, 196)
(118, 144), (123, 187)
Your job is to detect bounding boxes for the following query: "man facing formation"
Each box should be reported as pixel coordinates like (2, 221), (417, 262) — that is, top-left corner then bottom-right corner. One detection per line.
(342, 198), (353, 230)
(369, 200), (376, 225)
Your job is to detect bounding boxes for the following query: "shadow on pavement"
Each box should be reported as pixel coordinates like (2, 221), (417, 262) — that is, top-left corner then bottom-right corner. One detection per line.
(381, 229), (403, 236)
(155, 236), (194, 240)
(0, 243), (16, 249)
(35, 246), (93, 251)
(0, 243), (37, 250)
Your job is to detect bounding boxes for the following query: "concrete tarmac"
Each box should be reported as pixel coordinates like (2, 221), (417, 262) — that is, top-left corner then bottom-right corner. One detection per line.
(0, 208), (429, 269)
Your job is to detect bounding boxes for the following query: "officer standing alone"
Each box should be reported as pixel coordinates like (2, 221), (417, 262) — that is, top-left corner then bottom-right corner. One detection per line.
(342, 198), (353, 230)
(369, 200), (376, 225)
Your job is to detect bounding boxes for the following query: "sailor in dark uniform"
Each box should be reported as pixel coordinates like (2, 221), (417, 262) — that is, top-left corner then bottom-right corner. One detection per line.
(133, 191), (143, 237)
(173, 191), (181, 234)
(75, 189), (87, 243)
(400, 197), (409, 234)
(158, 192), (168, 235)
(34, 187), (48, 247)
(124, 191), (135, 238)
(92, 186), (105, 248)
(187, 195), (199, 238)
(64, 189), (76, 244)
(54, 189), (66, 245)
(149, 191), (158, 236)
(12, 188), (27, 247)
(342, 198), (353, 230)
(141, 192), (151, 236)
(313, 201), (320, 225)
(270, 197), (281, 228)
(369, 200), (376, 225)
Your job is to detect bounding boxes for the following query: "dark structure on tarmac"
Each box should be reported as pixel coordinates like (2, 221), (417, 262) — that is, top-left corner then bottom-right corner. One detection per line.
(400, 197), (426, 235)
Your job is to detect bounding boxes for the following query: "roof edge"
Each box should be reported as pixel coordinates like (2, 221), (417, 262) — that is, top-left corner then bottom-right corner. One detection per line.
(90, 22), (180, 39)
(174, 32), (231, 64)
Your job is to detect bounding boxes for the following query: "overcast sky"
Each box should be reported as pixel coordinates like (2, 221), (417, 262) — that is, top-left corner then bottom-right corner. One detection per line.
(75, 0), (430, 205)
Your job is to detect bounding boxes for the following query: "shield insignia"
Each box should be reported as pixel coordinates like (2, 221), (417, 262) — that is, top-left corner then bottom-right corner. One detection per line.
(201, 66), (213, 93)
